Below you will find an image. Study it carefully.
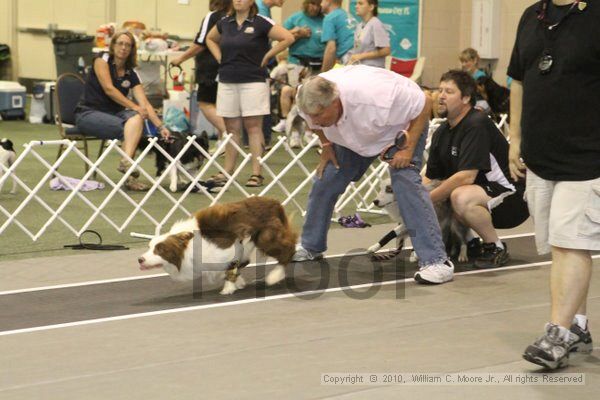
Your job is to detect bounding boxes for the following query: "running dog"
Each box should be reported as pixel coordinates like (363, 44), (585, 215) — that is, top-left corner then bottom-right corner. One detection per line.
(369, 178), (470, 262)
(0, 138), (17, 194)
(138, 197), (298, 295)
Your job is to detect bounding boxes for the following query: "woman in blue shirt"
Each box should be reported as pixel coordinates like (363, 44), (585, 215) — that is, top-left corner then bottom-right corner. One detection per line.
(459, 48), (486, 80)
(206, 0), (294, 187)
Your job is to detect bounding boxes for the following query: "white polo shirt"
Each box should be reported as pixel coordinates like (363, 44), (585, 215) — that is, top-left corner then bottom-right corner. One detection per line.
(299, 65), (425, 157)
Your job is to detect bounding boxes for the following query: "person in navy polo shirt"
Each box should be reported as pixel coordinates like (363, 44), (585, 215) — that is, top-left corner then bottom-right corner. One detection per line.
(75, 30), (170, 191)
(171, 0), (232, 155)
(206, 0), (294, 187)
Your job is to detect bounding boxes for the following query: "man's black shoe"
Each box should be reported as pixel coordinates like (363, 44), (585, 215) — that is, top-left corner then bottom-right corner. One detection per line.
(474, 242), (509, 269)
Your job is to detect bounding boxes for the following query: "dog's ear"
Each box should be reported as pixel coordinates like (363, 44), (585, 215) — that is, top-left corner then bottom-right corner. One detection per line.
(175, 231), (194, 242)
(153, 232), (194, 270)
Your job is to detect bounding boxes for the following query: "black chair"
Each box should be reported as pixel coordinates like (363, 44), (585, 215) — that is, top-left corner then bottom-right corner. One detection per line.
(54, 73), (106, 175)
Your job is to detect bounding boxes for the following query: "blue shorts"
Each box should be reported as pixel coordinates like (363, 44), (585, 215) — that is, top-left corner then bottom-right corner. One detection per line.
(75, 108), (139, 140)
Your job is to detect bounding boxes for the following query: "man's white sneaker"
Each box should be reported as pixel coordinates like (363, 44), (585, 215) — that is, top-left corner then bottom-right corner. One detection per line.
(272, 119), (287, 132)
(414, 260), (454, 284)
(292, 244), (323, 262)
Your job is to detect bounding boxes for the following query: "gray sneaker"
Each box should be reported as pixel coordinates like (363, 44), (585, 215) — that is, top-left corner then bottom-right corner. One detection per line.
(523, 323), (572, 369)
(568, 322), (593, 353)
(292, 244), (323, 262)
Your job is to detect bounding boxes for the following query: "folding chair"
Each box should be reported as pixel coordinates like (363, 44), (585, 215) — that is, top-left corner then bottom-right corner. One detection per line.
(54, 73), (106, 175)
(390, 57), (426, 83)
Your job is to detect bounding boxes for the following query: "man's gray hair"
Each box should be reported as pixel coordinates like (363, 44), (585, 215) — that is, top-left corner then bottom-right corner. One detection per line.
(296, 76), (340, 114)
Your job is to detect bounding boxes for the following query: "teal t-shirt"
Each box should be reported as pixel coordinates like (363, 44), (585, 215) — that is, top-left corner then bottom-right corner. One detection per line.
(283, 11), (325, 64)
(472, 69), (486, 80)
(321, 8), (354, 58)
(256, 0), (271, 18)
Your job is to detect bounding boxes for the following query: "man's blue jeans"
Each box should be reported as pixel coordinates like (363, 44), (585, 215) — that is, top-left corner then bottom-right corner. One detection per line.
(300, 127), (448, 267)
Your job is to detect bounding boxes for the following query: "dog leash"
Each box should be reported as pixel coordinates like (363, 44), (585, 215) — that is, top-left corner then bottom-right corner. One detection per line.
(63, 230), (129, 251)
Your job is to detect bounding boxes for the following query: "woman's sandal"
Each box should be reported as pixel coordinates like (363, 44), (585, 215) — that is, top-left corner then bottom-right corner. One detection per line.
(124, 176), (150, 191)
(208, 173), (228, 187)
(117, 159), (140, 179)
(245, 174), (264, 187)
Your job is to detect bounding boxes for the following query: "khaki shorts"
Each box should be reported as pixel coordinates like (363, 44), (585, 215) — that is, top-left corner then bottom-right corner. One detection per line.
(216, 82), (270, 118)
(526, 169), (600, 254)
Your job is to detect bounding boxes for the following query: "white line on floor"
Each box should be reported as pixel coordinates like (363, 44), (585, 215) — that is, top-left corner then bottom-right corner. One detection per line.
(1, 254), (598, 337)
(0, 232), (537, 296)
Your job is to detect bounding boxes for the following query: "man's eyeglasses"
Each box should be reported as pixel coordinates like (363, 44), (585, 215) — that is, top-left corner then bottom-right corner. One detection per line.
(115, 41), (133, 49)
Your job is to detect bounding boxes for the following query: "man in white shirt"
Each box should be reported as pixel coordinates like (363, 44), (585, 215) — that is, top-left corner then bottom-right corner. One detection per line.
(293, 65), (453, 284)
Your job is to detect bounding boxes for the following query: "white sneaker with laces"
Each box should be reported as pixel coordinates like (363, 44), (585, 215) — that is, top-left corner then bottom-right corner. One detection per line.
(272, 119), (287, 132)
(414, 260), (454, 284)
(292, 244), (323, 262)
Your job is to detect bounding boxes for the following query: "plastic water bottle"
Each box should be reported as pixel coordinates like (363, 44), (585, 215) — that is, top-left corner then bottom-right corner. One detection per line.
(77, 57), (85, 76)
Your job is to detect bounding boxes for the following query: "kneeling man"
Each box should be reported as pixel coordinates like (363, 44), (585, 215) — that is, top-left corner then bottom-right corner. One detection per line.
(426, 70), (528, 268)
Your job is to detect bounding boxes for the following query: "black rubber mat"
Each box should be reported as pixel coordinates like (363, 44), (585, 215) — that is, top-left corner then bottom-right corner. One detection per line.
(0, 236), (560, 332)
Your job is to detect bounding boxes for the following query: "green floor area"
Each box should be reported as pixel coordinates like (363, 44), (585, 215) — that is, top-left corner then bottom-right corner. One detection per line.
(0, 119), (390, 261)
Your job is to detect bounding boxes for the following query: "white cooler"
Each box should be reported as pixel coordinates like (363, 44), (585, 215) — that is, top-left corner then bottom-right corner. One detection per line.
(0, 81), (26, 120)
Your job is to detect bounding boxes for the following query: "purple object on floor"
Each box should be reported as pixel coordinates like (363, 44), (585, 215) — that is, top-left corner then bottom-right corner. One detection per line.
(337, 213), (371, 228)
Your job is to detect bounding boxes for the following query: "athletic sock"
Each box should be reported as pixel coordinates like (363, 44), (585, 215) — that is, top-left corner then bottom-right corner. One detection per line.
(574, 314), (588, 331)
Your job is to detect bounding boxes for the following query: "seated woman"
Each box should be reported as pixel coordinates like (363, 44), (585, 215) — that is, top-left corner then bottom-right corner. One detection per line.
(75, 30), (170, 191)
(346, 0), (390, 68)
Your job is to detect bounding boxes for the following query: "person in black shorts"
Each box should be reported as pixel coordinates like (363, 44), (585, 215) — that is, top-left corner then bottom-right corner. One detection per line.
(171, 0), (231, 154)
(425, 70), (528, 268)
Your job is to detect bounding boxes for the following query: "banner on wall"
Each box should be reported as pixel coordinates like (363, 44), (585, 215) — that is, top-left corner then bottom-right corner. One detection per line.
(349, 0), (420, 60)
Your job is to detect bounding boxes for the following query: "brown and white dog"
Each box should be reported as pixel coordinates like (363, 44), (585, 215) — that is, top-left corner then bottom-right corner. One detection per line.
(138, 197), (298, 295)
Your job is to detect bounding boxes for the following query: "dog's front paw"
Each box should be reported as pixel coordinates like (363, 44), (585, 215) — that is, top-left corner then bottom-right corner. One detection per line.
(409, 251), (418, 263)
(235, 275), (246, 289)
(458, 245), (468, 263)
(265, 265), (285, 286)
(220, 280), (237, 295)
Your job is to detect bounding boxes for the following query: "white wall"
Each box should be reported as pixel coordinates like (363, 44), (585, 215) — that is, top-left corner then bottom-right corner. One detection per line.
(3, 0), (534, 85)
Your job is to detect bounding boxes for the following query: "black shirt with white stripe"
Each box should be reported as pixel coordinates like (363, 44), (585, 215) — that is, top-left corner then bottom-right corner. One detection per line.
(79, 53), (141, 114)
(194, 10), (226, 85)
(216, 13), (274, 83)
(426, 109), (514, 192)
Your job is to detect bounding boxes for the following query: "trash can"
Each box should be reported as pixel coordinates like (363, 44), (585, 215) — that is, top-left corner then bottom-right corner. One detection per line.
(52, 34), (94, 78)
(0, 43), (11, 81)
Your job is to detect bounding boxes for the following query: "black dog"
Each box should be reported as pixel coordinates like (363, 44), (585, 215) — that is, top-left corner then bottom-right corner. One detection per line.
(476, 76), (510, 123)
(151, 131), (210, 192)
(0, 138), (17, 194)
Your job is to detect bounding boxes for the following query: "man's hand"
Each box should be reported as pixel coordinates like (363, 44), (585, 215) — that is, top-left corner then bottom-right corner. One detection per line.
(388, 147), (414, 169)
(508, 139), (526, 181)
(316, 145), (339, 179)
